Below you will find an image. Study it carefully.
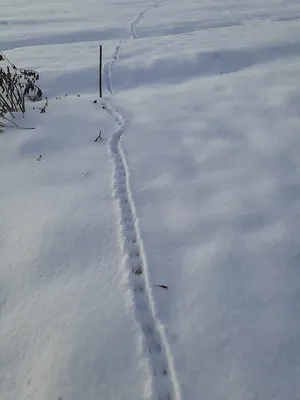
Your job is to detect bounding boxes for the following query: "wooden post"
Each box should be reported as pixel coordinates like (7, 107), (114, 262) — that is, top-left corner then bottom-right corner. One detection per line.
(99, 45), (102, 98)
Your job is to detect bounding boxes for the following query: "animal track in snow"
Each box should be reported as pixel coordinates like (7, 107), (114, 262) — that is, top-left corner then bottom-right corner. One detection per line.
(131, 0), (164, 39)
(103, 45), (121, 94)
(101, 2), (181, 400)
(131, 10), (146, 39)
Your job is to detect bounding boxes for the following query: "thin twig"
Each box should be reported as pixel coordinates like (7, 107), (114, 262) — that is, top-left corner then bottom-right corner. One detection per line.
(2, 116), (35, 129)
(154, 284), (168, 290)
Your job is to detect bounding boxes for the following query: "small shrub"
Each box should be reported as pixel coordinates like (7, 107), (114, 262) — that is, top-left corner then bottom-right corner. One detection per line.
(0, 51), (43, 132)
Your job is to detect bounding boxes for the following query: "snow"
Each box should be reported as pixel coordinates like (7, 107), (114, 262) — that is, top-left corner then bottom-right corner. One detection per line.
(1, 0), (300, 399)
(0, 96), (150, 400)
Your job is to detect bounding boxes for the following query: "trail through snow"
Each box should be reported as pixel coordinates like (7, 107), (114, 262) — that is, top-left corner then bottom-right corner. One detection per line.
(102, 2), (181, 400)
(131, 1), (164, 39)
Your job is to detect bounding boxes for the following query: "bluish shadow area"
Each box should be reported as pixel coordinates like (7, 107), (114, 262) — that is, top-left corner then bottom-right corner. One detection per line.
(113, 41), (300, 90)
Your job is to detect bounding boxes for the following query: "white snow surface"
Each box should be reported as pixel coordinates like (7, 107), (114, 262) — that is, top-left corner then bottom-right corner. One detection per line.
(1, 0), (300, 399)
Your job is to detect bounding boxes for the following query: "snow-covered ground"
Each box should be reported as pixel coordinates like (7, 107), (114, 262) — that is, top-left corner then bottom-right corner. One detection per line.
(1, 0), (300, 399)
